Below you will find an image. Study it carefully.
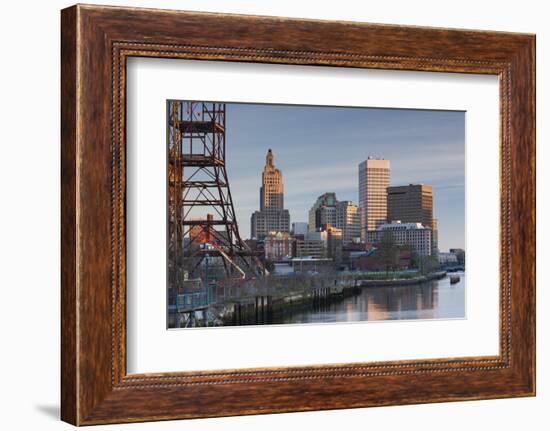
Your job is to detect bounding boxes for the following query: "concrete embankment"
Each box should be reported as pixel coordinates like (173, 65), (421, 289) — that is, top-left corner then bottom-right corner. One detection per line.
(218, 271), (447, 325)
(220, 285), (360, 326)
(356, 271), (447, 287)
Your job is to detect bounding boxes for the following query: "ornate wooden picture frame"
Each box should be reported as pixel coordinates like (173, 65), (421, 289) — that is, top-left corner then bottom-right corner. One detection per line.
(61, 4), (535, 425)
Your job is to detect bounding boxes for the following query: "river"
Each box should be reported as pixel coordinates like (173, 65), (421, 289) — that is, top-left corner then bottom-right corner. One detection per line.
(276, 272), (465, 324)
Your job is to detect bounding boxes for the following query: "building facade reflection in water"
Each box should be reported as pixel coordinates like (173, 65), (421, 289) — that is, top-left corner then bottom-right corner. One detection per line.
(279, 273), (465, 325)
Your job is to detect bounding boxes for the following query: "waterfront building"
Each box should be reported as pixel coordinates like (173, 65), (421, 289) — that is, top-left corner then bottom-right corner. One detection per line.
(295, 231), (327, 259)
(358, 157), (390, 239)
(294, 225), (343, 262)
(366, 220), (432, 256)
(295, 240), (326, 259)
(264, 231), (294, 261)
(308, 193), (360, 244)
(387, 183), (438, 254)
(291, 257), (334, 273)
(350, 249), (413, 271)
(250, 149), (290, 239)
(450, 248), (465, 266)
(439, 252), (459, 265)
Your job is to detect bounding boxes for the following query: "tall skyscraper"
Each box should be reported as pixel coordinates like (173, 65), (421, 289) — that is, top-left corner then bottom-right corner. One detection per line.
(260, 149), (284, 212)
(387, 183), (438, 254)
(358, 158), (390, 239)
(387, 184), (433, 227)
(250, 149), (290, 239)
(308, 193), (360, 244)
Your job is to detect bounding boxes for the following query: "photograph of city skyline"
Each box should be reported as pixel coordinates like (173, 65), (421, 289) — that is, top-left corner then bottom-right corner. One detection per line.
(167, 100), (465, 329)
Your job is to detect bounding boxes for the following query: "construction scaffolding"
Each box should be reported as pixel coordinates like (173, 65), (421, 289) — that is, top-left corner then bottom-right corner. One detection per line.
(167, 101), (264, 294)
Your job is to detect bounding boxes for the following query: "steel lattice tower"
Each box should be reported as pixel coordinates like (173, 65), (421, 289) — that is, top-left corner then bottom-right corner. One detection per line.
(168, 101), (263, 290)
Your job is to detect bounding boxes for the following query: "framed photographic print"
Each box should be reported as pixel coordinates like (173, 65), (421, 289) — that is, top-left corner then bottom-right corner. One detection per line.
(61, 4), (535, 425)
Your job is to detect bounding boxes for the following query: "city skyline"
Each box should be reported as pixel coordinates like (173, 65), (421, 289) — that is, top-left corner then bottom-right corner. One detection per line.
(166, 100), (465, 329)
(225, 103), (465, 251)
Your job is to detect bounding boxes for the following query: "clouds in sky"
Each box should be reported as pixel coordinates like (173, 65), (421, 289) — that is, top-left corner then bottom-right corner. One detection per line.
(222, 102), (465, 251)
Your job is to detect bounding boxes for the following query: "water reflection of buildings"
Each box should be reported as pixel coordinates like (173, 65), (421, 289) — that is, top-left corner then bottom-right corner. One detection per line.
(275, 276), (463, 325)
(357, 283), (438, 321)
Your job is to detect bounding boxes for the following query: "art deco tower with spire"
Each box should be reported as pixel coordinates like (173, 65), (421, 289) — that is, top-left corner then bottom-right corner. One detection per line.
(251, 149), (290, 239)
(261, 149), (284, 212)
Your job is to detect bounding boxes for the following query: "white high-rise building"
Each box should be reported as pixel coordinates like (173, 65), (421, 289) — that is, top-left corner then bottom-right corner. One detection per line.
(358, 157), (390, 239)
(366, 221), (432, 257)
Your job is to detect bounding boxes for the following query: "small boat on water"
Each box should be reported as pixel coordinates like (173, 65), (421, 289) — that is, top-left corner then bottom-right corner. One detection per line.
(450, 275), (460, 284)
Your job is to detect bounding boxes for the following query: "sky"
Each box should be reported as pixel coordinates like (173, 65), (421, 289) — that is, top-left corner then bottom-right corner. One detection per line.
(220, 102), (465, 252)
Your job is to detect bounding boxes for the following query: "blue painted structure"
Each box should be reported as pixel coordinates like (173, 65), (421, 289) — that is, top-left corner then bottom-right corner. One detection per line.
(176, 289), (210, 313)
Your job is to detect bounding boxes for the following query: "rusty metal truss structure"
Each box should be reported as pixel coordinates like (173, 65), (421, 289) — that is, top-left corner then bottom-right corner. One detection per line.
(168, 101), (264, 290)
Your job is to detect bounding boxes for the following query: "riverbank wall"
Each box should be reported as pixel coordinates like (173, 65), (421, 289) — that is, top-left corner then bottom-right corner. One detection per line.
(219, 271), (448, 325)
(356, 271), (447, 288)
(220, 285), (360, 326)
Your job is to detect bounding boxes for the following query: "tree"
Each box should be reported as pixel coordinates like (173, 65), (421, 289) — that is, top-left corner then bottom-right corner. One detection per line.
(454, 249), (465, 266)
(401, 242), (417, 270)
(377, 230), (399, 275)
(419, 254), (439, 275)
